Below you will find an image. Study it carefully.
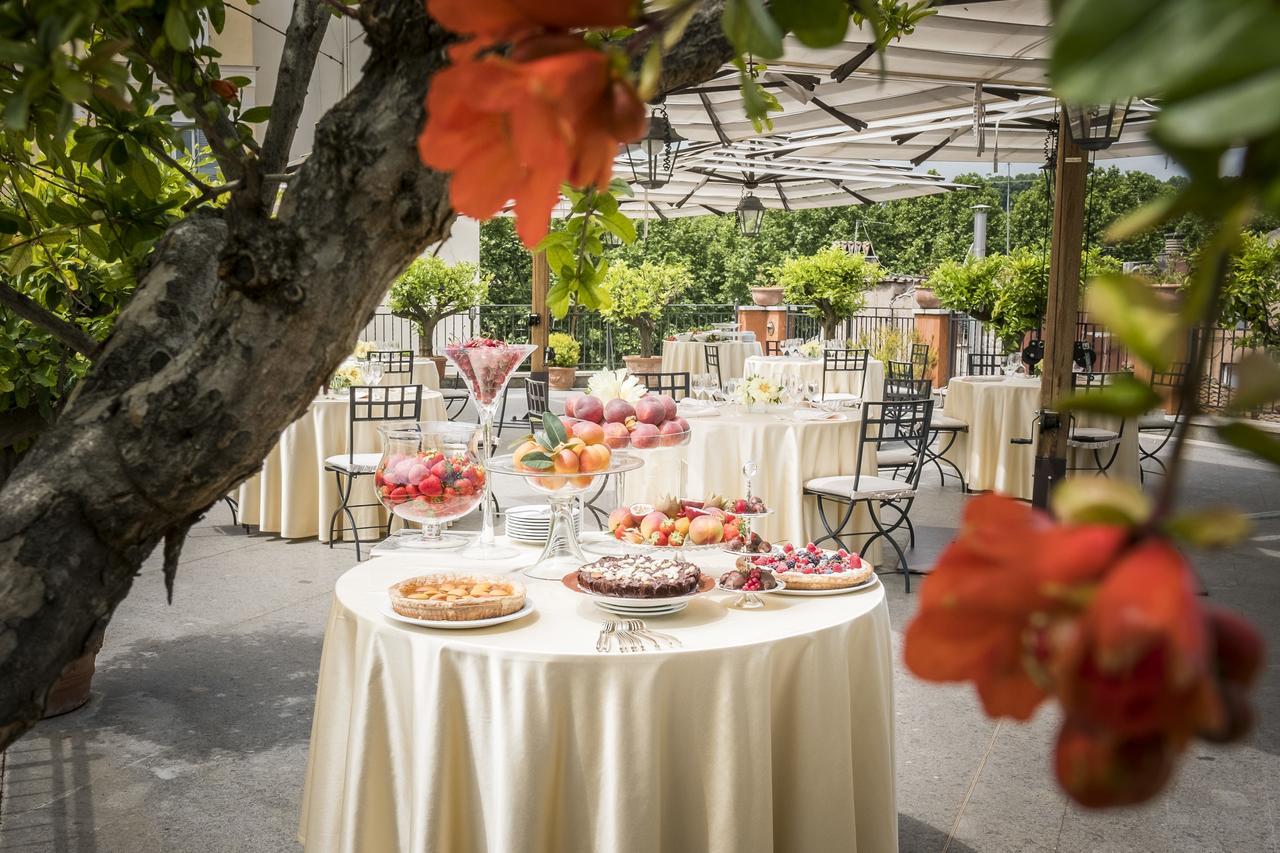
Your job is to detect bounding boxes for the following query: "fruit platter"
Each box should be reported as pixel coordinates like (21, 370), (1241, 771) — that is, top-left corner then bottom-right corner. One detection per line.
(563, 391), (691, 450)
(604, 493), (772, 551)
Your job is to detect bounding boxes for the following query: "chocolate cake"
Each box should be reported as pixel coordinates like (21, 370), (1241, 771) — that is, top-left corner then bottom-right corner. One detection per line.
(577, 555), (702, 598)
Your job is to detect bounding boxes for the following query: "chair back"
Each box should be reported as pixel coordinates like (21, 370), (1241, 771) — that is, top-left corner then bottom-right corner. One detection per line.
(764, 339), (781, 356)
(703, 345), (722, 388)
(370, 349), (414, 375)
(967, 352), (1002, 376)
(883, 375), (931, 401)
(853, 398), (934, 491)
(822, 347), (869, 398)
(910, 343), (930, 373)
(630, 371), (691, 400)
(524, 374), (549, 425)
(345, 384), (424, 465)
(886, 360), (916, 382)
(1070, 371), (1130, 437)
(1150, 362), (1189, 416)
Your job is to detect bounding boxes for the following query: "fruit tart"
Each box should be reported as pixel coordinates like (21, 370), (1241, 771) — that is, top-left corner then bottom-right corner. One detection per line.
(388, 573), (526, 621)
(737, 542), (873, 590)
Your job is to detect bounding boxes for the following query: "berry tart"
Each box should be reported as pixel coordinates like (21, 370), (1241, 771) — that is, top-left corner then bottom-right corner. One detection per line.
(388, 574), (526, 621)
(577, 554), (703, 598)
(737, 543), (874, 590)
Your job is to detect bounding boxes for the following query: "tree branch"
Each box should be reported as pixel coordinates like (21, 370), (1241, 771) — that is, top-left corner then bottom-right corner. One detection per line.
(260, 0), (335, 179)
(0, 284), (98, 358)
(651, 0), (735, 97)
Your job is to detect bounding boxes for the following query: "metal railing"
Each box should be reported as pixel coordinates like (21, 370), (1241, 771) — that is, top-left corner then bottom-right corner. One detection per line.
(948, 312), (1132, 379)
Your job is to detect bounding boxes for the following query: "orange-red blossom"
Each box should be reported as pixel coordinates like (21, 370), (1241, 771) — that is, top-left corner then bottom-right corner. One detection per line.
(419, 0), (644, 247)
(904, 495), (1262, 808)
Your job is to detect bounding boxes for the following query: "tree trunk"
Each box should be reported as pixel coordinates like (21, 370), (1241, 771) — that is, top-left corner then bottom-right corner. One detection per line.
(417, 315), (437, 357)
(639, 322), (654, 358)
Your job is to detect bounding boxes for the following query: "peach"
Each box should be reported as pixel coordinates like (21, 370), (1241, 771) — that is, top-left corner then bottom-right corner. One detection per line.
(634, 396), (665, 425)
(672, 416), (690, 434)
(688, 514), (724, 545)
(608, 507), (635, 532)
(630, 422), (660, 449)
(660, 395), (678, 420)
(512, 440), (543, 473)
(603, 398), (635, 424)
(674, 516), (690, 535)
(602, 422), (630, 449)
(640, 511), (668, 538)
(658, 420), (686, 447)
(571, 420), (605, 445)
(564, 393), (582, 418)
(578, 443), (611, 473)
(552, 449), (581, 474)
(574, 395), (605, 423)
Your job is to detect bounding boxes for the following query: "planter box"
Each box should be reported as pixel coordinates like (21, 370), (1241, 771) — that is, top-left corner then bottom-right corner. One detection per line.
(548, 366), (576, 390)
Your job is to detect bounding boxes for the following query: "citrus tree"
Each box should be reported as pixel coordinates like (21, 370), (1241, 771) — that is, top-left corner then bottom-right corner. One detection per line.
(776, 246), (879, 338)
(388, 257), (489, 356)
(1215, 231), (1280, 350)
(600, 260), (693, 358)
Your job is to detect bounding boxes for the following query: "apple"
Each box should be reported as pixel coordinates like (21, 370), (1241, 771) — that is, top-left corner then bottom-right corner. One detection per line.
(571, 420), (605, 445)
(660, 395), (678, 421)
(688, 514), (724, 545)
(574, 394), (605, 424)
(658, 420), (686, 447)
(630, 422), (661, 449)
(634, 396), (665, 425)
(608, 507), (635, 532)
(640, 511), (668, 538)
(602, 422), (630, 449)
(564, 393), (582, 418)
(604, 398), (635, 424)
(578, 443), (611, 473)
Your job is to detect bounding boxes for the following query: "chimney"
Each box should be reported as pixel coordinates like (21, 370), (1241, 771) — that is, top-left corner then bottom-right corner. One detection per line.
(972, 204), (991, 258)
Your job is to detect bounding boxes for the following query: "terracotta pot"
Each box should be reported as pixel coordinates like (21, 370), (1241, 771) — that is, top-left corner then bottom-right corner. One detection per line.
(547, 366), (576, 390)
(750, 286), (784, 307)
(44, 634), (105, 718)
(914, 287), (941, 309)
(428, 355), (447, 385)
(623, 354), (664, 374)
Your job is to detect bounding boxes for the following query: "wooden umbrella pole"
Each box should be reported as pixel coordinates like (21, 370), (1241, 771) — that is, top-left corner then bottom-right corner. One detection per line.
(530, 249), (550, 371)
(1031, 113), (1088, 509)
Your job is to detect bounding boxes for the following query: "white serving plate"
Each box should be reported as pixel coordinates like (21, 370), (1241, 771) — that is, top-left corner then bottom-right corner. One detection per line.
(378, 599), (535, 629)
(775, 575), (879, 595)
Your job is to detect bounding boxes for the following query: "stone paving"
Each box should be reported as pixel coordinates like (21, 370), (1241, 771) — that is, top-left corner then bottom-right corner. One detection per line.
(1, 434), (1277, 853)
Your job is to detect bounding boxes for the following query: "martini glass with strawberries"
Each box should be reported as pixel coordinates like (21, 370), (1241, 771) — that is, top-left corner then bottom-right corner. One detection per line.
(444, 338), (537, 559)
(375, 422), (485, 549)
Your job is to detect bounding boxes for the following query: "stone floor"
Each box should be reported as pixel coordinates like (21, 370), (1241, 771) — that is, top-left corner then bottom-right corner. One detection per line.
(1, 434), (1277, 853)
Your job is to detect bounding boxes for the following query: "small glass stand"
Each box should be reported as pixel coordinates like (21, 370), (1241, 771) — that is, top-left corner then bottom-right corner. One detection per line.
(717, 578), (786, 609)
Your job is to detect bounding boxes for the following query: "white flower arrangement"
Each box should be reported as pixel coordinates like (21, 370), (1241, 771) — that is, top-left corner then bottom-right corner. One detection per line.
(587, 368), (648, 403)
(330, 364), (363, 391)
(352, 340), (375, 360)
(798, 340), (822, 359)
(739, 374), (782, 407)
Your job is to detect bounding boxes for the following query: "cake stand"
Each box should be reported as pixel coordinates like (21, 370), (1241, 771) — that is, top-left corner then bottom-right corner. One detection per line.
(487, 451), (644, 580)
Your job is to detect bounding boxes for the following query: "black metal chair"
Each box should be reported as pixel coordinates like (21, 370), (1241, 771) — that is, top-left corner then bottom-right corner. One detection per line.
(1067, 371), (1127, 476)
(440, 372), (470, 420)
(878, 375), (968, 492)
(765, 339), (782, 356)
(325, 384), (423, 560)
(370, 349), (414, 377)
(910, 343), (930, 376)
(522, 373), (549, 432)
(703, 344), (723, 390)
(1139, 362), (1188, 479)
(804, 398), (934, 592)
(629, 371), (691, 400)
(887, 360), (917, 382)
(821, 347), (869, 404)
(222, 495), (250, 533)
(967, 352), (1003, 376)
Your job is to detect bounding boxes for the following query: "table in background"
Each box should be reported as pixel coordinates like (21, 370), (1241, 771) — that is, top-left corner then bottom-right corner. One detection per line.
(743, 355), (885, 401)
(235, 390), (446, 541)
(339, 358), (441, 391)
(661, 340), (762, 382)
(942, 375), (1140, 499)
(299, 546), (896, 853)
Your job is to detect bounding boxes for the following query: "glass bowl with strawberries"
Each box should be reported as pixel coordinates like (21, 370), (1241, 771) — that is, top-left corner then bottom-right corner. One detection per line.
(375, 421), (486, 550)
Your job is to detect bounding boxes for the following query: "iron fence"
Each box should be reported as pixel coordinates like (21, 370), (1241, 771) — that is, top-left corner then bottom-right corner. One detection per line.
(1195, 326), (1279, 420)
(948, 312), (1132, 379)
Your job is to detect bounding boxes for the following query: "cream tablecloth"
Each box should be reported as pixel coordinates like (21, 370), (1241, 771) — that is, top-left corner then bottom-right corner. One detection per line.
(662, 340), (762, 383)
(743, 355), (885, 401)
(298, 546), (896, 853)
(942, 375), (1140, 499)
(235, 390), (446, 540)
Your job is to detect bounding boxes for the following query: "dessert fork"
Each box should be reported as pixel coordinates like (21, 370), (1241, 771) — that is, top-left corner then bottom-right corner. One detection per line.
(625, 619), (681, 649)
(596, 621), (616, 653)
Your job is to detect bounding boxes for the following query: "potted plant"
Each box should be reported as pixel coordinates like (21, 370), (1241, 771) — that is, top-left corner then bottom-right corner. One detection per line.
(927, 255), (1006, 322)
(388, 256), (490, 384)
(601, 260), (691, 373)
(750, 278), (785, 306)
(776, 247), (880, 340)
(546, 332), (580, 390)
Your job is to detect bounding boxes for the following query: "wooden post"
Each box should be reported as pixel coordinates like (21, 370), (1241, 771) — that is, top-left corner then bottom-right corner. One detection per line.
(530, 250), (550, 371)
(1032, 113), (1088, 508)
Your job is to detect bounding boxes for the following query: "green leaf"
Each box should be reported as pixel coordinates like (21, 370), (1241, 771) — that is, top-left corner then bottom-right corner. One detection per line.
(542, 410), (567, 448)
(519, 451), (554, 470)
(1217, 421), (1280, 468)
(772, 0), (849, 47)
(239, 105), (271, 124)
(164, 5), (192, 51)
(1229, 353), (1280, 411)
(1165, 508), (1252, 549)
(1057, 375), (1160, 417)
(639, 43), (662, 101)
(1084, 274), (1181, 371)
(599, 210), (636, 244)
(722, 0), (784, 59)
(3, 86), (30, 130)
(1156, 68), (1280, 148)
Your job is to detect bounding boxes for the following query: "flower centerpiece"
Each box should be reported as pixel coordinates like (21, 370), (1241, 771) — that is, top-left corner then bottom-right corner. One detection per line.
(329, 364), (362, 392)
(353, 340), (375, 360)
(797, 340), (822, 359)
(739, 374), (781, 411)
(586, 368), (647, 404)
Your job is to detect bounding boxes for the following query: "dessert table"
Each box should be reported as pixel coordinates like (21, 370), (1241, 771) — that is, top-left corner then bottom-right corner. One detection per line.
(743, 354), (885, 400)
(235, 390), (446, 540)
(942, 375), (1140, 499)
(662, 339), (762, 382)
(299, 546), (896, 853)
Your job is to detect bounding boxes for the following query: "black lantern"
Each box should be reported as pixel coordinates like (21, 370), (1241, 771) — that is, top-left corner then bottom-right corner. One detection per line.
(626, 106), (684, 190)
(1063, 100), (1131, 151)
(736, 188), (765, 237)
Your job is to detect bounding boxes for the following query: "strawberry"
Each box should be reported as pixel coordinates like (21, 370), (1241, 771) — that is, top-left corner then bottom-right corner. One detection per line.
(419, 476), (443, 496)
(654, 531), (669, 546)
(454, 479), (475, 496)
(463, 467), (481, 484)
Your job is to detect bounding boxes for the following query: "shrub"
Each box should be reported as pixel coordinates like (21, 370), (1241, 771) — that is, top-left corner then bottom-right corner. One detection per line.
(600, 261), (692, 357)
(776, 247), (880, 339)
(547, 332), (580, 367)
(388, 257), (489, 357)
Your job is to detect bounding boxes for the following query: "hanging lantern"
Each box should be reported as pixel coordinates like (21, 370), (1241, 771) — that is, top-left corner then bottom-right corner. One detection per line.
(1063, 100), (1131, 151)
(736, 188), (765, 237)
(626, 106), (684, 190)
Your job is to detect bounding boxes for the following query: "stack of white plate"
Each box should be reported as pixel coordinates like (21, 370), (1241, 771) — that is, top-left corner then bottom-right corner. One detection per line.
(504, 504), (581, 543)
(588, 594), (693, 617)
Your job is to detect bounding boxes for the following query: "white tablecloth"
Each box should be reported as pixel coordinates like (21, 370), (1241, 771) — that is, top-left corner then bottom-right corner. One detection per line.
(942, 375), (1140, 499)
(662, 340), (763, 383)
(299, 546), (896, 853)
(743, 355), (886, 401)
(236, 391), (446, 540)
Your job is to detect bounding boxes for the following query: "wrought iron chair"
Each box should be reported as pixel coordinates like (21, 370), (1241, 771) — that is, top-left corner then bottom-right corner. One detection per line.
(703, 344), (723, 390)
(1067, 371), (1127, 476)
(967, 352), (1003, 376)
(630, 371), (691, 400)
(325, 384), (423, 560)
(1139, 363), (1188, 479)
(222, 495), (250, 533)
(804, 398), (934, 592)
(886, 360), (917, 382)
(820, 347), (869, 405)
(370, 349), (414, 378)
(910, 343), (931, 377)
(522, 374), (549, 432)
(439, 371), (470, 420)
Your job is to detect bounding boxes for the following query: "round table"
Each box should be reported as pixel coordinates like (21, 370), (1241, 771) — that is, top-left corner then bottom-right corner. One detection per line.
(235, 390), (446, 540)
(298, 546), (897, 853)
(941, 375), (1140, 499)
(662, 340), (762, 383)
(339, 358), (441, 391)
(743, 355), (885, 401)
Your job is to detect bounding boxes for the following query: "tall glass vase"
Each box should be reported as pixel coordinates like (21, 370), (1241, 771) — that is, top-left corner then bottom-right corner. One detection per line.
(444, 341), (537, 560)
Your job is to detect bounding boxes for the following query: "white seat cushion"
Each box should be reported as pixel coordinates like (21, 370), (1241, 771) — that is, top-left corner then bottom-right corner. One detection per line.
(876, 447), (916, 467)
(930, 414), (968, 431)
(1139, 414), (1173, 430)
(324, 452), (381, 473)
(818, 392), (861, 405)
(805, 474), (915, 501)
(1068, 427), (1120, 448)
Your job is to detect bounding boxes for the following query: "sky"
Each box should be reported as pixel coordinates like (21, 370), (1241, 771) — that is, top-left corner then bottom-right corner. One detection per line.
(925, 154), (1184, 181)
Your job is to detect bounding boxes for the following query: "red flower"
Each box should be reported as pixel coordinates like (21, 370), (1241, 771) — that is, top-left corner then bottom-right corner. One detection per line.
(426, 0), (635, 40)
(1054, 719), (1175, 809)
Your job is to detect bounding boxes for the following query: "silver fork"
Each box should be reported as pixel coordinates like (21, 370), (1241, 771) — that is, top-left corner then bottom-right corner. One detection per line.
(596, 621), (616, 653)
(626, 619), (680, 649)
(617, 620), (645, 653)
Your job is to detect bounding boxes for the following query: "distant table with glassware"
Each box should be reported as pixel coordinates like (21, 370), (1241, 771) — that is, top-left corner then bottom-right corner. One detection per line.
(298, 545), (897, 853)
(339, 357), (441, 391)
(235, 389), (446, 540)
(742, 354), (885, 400)
(661, 338), (762, 382)
(941, 375), (1140, 499)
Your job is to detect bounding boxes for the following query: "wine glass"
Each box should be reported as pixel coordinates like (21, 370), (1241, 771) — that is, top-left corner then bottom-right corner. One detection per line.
(723, 378), (742, 411)
(1003, 351), (1022, 378)
(375, 421), (484, 550)
(360, 358), (385, 387)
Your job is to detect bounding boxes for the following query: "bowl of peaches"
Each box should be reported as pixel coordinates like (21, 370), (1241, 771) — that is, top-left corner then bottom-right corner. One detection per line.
(489, 411), (642, 495)
(606, 493), (774, 551)
(563, 392), (691, 450)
